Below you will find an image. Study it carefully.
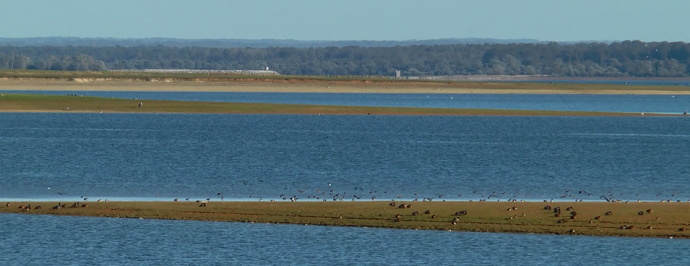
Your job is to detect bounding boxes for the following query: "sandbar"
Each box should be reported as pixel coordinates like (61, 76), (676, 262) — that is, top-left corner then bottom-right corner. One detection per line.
(0, 94), (679, 116)
(1, 75), (689, 95)
(2, 201), (689, 238)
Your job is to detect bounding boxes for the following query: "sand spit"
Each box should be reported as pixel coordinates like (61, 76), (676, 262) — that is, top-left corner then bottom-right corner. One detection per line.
(0, 78), (689, 94)
(0, 94), (677, 116)
(2, 201), (689, 238)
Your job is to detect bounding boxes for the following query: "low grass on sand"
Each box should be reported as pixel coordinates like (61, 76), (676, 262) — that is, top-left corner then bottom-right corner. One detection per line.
(1, 70), (690, 94)
(2, 201), (690, 238)
(0, 94), (674, 116)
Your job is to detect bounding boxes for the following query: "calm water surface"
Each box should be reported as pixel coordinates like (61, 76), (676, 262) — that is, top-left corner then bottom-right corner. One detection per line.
(3, 90), (689, 113)
(2, 112), (690, 264)
(1, 113), (688, 202)
(1, 214), (688, 266)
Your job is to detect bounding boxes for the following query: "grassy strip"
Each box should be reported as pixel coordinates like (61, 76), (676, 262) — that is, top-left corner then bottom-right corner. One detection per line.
(2, 201), (689, 238)
(0, 94), (670, 116)
(1, 69), (690, 94)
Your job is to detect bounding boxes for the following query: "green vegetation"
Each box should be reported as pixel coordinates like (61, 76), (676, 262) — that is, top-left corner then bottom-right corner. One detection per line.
(1, 41), (690, 77)
(0, 94), (670, 116)
(3, 201), (690, 238)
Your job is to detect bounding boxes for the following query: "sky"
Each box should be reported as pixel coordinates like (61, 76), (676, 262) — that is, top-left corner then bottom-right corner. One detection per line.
(0, 0), (688, 42)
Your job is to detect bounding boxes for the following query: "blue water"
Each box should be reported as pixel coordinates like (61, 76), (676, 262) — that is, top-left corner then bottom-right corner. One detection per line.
(1, 214), (687, 266)
(2, 90), (689, 113)
(1, 113), (689, 203)
(3, 108), (690, 264)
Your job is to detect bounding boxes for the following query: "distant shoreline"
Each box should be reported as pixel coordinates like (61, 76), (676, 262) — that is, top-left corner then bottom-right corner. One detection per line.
(2, 201), (689, 238)
(1, 76), (690, 95)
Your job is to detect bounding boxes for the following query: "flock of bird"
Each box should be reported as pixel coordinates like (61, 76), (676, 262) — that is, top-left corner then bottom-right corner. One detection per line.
(47, 181), (689, 204)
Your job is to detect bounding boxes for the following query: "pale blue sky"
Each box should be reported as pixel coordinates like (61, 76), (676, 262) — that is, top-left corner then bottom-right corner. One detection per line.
(1, 0), (687, 42)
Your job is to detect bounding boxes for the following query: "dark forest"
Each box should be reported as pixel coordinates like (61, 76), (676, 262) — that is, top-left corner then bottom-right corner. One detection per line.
(1, 40), (688, 77)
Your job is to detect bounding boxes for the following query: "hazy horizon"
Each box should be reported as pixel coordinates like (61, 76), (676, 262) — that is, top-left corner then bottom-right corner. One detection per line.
(0, 36), (616, 43)
(0, 0), (688, 42)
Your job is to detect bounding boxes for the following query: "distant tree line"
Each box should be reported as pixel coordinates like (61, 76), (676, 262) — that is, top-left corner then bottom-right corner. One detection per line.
(1, 40), (689, 77)
(0, 53), (107, 71)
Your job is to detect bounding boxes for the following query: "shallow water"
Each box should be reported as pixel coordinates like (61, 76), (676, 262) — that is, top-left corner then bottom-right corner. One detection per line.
(0, 214), (688, 265)
(2, 90), (689, 113)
